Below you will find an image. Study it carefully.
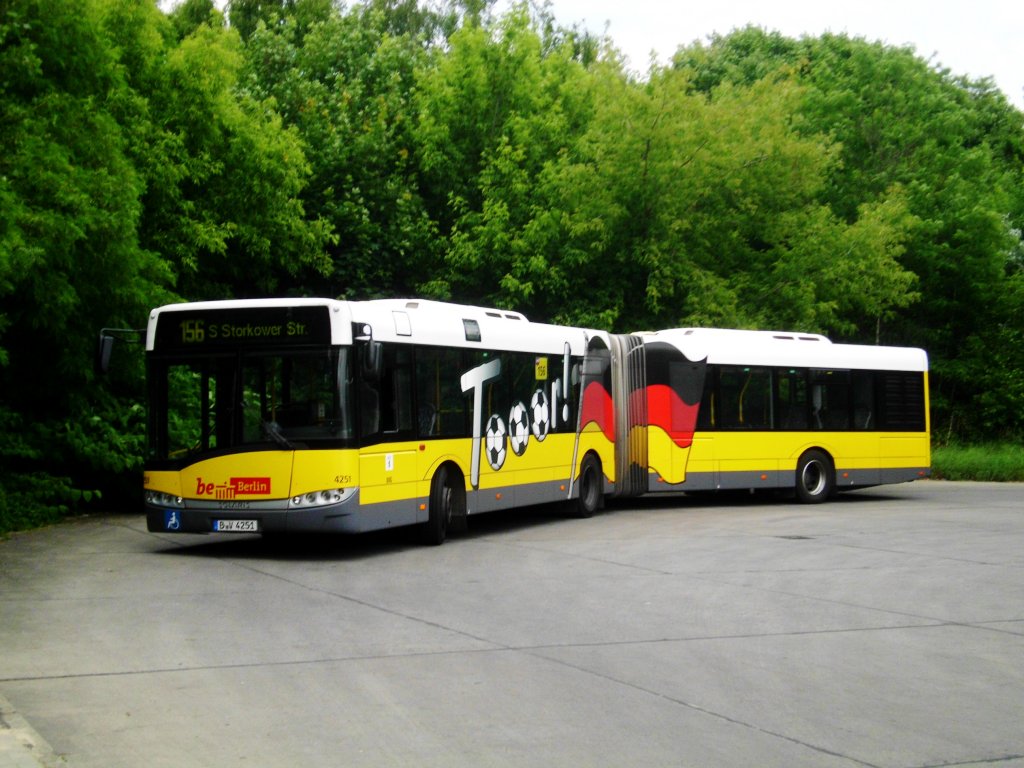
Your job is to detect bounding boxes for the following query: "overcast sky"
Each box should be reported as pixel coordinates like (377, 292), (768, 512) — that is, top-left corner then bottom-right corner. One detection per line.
(512, 0), (1023, 109)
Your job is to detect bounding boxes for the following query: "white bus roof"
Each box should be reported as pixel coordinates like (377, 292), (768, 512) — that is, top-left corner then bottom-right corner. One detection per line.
(148, 300), (927, 371)
(641, 328), (928, 372)
(348, 299), (593, 354)
(147, 298), (596, 355)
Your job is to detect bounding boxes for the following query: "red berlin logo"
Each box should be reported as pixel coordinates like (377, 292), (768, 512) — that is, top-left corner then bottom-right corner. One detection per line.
(196, 477), (271, 499)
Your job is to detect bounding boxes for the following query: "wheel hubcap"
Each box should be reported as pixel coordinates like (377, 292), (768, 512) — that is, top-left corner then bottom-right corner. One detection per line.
(802, 461), (826, 496)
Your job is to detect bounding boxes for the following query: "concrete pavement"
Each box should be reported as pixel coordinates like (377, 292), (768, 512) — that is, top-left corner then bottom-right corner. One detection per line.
(1, 691), (58, 768)
(1, 480), (1023, 767)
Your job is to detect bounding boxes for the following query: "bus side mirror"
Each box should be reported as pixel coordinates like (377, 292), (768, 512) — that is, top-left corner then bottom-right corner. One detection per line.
(95, 327), (144, 374)
(96, 334), (116, 374)
(361, 341), (383, 383)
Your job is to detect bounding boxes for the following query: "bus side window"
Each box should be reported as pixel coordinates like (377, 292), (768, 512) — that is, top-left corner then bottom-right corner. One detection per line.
(851, 370), (875, 430)
(415, 347), (466, 437)
(696, 366), (716, 430)
(359, 343), (414, 438)
(810, 370), (851, 430)
(878, 371), (926, 431)
(743, 368), (772, 429)
(481, 352), (507, 432)
(775, 369), (808, 430)
(359, 347), (380, 437)
(718, 367), (746, 428)
(718, 366), (771, 429)
(381, 346), (413, 434)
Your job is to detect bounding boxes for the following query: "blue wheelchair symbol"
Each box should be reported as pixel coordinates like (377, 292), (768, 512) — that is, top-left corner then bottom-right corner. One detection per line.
(164, 511), (181, 531)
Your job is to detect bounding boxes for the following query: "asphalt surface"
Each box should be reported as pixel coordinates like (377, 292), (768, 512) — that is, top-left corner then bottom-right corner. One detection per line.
(1, 480), (1023, 768)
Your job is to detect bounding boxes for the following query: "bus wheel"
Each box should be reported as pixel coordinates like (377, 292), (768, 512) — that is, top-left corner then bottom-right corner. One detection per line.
(575, 454), (604, 518)
(421, 465), (464, 545)
(795, 449), (833, 504)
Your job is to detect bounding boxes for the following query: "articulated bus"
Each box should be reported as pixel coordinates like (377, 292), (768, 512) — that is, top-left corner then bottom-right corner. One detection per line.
(141, 298), (929, 543)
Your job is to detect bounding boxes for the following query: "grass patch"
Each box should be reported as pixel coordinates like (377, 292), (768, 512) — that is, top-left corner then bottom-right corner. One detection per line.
(931, 443), (1024, 481)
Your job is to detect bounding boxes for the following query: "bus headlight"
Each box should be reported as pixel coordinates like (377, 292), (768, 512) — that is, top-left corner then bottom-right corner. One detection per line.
(288, 487), (355, 509)
(145, 491), (184, 507)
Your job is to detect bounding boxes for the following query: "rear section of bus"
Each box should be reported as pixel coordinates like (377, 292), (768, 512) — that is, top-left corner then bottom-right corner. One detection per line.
(628, 329), (930, 501)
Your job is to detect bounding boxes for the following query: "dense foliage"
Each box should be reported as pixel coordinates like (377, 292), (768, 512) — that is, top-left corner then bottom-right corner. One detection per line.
(2, 0), (1022, 532)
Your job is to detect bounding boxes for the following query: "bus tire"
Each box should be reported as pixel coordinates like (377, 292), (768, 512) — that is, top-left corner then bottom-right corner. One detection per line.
(795, 449), (834, 504)
(575, 454), (604, 518)
(421, 464), (464, 545)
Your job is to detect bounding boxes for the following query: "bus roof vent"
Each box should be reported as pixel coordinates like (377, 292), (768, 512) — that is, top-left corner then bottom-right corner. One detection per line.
(405, 301), (419, 309)
(393, 311), (412, 337)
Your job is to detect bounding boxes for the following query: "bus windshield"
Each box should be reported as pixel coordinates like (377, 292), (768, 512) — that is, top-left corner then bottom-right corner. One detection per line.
(148, 348), (354, 463)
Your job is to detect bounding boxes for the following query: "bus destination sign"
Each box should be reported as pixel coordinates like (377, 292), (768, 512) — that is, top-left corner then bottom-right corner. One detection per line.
(155, 305), (333, 351)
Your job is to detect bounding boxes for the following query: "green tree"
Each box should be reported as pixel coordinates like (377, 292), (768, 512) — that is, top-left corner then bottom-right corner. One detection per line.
(0, 0), (172, 406)
(143, 17), (333, 300)
(241, 2), (439, 298)
(675, 28), (1024, 439)
(227, 0), (333, 42)
(0, 0), (171, 530)
(0, 0), (335, 531)
(426, 22), (918, 335)
(414, 3), (597, 313)
(168, 0), (220, 40)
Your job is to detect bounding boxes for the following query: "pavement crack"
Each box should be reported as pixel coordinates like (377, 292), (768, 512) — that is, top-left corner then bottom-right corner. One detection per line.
(524, 649), (883, 768)
(218, 558), (502, 648)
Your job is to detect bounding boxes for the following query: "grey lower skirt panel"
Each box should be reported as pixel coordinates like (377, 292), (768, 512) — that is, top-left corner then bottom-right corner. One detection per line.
(145, 475), (580, 536)
(469, 478), (574, 514)
(646, 466), (930, 494)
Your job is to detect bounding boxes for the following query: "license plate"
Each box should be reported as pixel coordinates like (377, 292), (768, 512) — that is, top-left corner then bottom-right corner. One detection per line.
(213, 519), (259, 533)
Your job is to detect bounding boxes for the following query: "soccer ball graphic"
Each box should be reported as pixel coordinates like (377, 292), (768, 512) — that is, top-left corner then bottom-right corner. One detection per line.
(530, 389), (550, 441)
(484, 413), (508, 470)
(508, 401), (530, 456)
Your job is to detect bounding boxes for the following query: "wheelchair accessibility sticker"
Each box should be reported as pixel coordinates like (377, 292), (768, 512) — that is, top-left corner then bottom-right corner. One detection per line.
(164, 510), (181, 531)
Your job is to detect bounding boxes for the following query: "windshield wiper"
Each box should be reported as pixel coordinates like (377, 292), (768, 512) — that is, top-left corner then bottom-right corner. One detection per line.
(261, 420), (295, 450)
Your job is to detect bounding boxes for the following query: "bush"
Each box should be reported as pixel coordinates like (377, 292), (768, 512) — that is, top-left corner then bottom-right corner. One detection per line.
(0, 396), (142, 535)
(0, 471), (99, 536)
(931, 443), (1024, 482)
